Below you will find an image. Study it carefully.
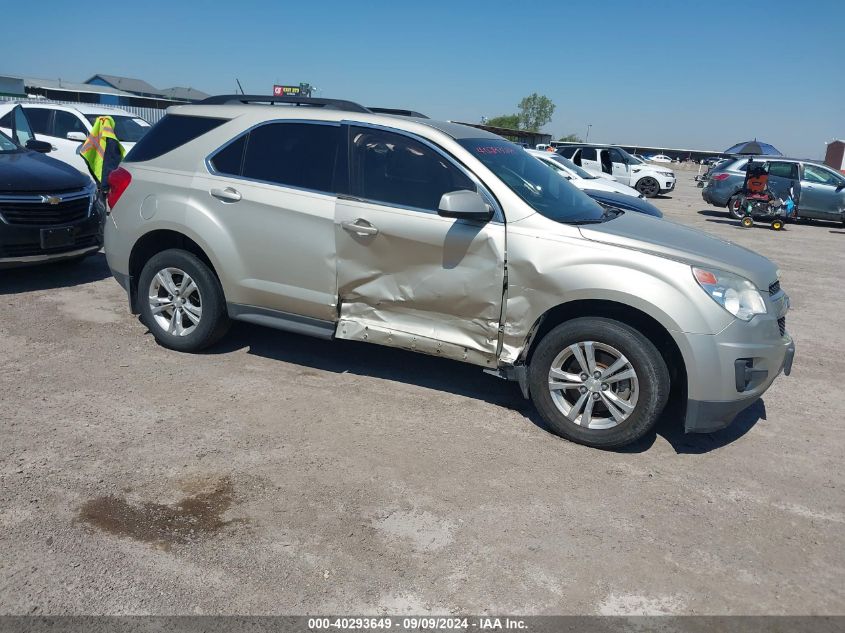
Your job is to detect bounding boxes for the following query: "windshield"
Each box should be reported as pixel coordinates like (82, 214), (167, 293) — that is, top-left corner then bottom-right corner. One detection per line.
(85, 114), (151, 142)
(460, 138), (605, 223)
(0, 129), (20, 153)
(618, 148), (643, 164)
(548, 154), (596, 179)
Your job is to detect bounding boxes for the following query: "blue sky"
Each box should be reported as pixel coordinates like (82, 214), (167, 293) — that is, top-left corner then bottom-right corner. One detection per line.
(3, 0), (842, 157)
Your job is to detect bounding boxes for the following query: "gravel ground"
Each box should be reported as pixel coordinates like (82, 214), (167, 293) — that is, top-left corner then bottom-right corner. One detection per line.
(1, 174), (843, 616)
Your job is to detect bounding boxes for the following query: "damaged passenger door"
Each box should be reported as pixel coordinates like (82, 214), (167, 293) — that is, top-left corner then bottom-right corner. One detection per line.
(334, 125), (506, 367)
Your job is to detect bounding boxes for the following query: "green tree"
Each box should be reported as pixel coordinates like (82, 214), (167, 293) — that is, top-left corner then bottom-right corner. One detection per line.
(486, 114), (520, 129)
(518, 93), (556, 132)
(558, 133), (582, 142)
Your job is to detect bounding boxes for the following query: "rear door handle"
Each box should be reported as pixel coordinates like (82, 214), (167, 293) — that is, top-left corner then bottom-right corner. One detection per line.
(341, 219), (379, 236)
(210, 187), (242, 202)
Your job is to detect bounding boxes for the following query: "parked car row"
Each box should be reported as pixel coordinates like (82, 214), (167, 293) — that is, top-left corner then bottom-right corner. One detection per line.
(702, 157), (845, 224)
(556, 144), (676, 197)
(99, 95), (793, 450)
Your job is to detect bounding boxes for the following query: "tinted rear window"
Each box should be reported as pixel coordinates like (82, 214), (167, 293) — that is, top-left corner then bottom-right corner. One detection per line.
(124, 114), (226, 162)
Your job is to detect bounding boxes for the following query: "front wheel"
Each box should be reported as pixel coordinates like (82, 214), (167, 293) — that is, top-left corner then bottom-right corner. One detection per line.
(528, 318), (670, 449)
(741, 216), (754, 228)
(137, 249), (230, 352)
(635, 177), (660, 198)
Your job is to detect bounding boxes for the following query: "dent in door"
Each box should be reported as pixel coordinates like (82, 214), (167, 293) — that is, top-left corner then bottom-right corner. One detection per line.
(335, 206), (504, 366)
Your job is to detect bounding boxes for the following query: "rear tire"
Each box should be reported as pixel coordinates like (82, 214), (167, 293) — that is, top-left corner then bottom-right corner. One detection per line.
(741, 216), (754, 228)
(528, 318), (670, 449)
(137, 249), (230, 352)
(727, 195), (743, 219)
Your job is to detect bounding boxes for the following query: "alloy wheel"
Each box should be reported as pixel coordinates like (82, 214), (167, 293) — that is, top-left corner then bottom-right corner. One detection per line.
(547, 341), (639, 430)
(147, 267), (203, 337)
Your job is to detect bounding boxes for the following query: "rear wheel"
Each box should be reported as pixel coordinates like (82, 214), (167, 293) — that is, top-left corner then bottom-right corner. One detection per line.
(137, 249), (230, 352)
(741, 216), (754, 228)
(528, 318), (670, 449)
(727, 195), (744, 219)
(771, 219), (784, 231)
(636, 177), (660, 198)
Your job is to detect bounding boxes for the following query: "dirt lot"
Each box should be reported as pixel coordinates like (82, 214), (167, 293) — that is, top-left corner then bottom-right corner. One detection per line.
(1, 174), (843, 616)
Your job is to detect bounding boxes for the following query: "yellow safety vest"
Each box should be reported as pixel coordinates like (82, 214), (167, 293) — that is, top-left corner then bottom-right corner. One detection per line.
(79, 115), (126, 183)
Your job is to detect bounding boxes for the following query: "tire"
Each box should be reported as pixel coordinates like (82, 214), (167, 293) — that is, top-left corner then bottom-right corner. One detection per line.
(741, 216), (754, 228)
(137, 249), (230, 352)
(771, 220), (783, 231)
(727, 195), (743, 219)
(635, 177), (660, 198)
(528, 317), (670, 449)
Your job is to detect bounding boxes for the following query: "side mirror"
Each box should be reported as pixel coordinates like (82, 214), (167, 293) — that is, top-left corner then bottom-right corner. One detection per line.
(437, 190), (492, 221)
(67, 131), (87, 142)
(25, 139), (52, 153)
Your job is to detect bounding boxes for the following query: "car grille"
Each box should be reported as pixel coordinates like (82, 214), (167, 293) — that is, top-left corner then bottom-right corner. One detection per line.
(769, 280), (780, 295)
(778, 316), (786, 336)
(0, 235), (99, 258)
(0, 195), (91, 226)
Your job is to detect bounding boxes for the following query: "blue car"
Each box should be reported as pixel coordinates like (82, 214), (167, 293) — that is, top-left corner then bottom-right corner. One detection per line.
(582, 188), (663, 218)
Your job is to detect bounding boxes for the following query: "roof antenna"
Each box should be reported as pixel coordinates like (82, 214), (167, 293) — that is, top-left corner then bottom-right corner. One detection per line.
(235, 78), (245, 95)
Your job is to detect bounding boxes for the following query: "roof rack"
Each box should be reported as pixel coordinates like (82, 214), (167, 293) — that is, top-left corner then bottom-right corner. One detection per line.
(367, 107), (429, 119)
(198, 95), (371, 113)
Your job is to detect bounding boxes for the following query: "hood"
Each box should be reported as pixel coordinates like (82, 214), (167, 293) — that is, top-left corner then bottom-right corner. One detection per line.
(583, 189), (662, 217)
(578, 212), (777, 289)
(632, 163), (674, 176)
(0, 150), (89, 192)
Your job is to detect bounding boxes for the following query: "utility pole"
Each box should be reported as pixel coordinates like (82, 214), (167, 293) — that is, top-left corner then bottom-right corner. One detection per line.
(586, 124), (592, 142)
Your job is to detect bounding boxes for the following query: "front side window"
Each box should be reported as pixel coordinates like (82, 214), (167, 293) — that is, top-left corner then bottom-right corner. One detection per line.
(349, 126), (475, 211)
(608, 148), (626, 164)
(803, 164), (844, 186)
(240, 122), (341, 193)
(459, 138), (604, 224)
(53, 111), (87, 138)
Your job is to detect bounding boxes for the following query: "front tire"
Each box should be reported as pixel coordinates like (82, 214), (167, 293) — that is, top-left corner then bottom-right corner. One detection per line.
(636, 177), (660, 198)
(528, 318), (670, 449)
(137, 249), (230, 352)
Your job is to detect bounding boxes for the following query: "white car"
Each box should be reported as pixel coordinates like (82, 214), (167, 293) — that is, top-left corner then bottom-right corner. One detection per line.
(527, 150), (643, 198)
(648, 154), (673, 163)
(15, 103), (151, 176)
(558, 145), (676, 197)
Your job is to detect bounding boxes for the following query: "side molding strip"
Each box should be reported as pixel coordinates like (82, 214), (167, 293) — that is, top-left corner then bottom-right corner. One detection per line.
(227, 303), (336, 340)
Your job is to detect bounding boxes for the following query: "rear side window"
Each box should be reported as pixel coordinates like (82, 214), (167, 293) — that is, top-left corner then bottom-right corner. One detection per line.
(209, 135), (246, 175)
(580, 147), (597, 161)
(124, 115), (226, 162)
(767, 161), (799, 180)
(23, 108), (52, 135)
(239, 122), (341, 193)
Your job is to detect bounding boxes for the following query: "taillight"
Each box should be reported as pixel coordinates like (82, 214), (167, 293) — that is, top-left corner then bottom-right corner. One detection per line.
(710, 173), (730, 181)
(107, 167), (132, 209)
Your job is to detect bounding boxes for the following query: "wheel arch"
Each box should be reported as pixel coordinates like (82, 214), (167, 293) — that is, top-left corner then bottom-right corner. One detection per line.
(518, 298), (688, 401)
(127, 229), (220, 313)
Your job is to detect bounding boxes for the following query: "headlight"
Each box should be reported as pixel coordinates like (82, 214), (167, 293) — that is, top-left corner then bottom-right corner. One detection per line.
(659, 171), (674, 177)
(693, 267), (767, 321)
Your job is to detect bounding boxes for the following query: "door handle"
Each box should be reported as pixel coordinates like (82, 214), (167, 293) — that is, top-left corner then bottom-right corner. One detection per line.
(341, 219), (379, 236)
(210, 187), (242, 202)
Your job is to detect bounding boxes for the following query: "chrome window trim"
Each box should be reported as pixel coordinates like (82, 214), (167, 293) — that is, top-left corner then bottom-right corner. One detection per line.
(344, 120), (505, 224)
(204, 119), (342, 199)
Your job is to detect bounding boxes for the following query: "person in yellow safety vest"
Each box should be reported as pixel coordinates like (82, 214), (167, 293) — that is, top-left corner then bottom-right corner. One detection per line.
(79, 115), (125, 189)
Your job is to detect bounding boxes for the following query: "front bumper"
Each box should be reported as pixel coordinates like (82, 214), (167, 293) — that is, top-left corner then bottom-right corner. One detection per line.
(659, 178), (676, 193)
(682, 291), (794, 433)
(0, 213), (102, 269)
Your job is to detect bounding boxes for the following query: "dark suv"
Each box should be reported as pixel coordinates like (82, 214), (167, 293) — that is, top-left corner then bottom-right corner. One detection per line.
(0, 105), (99, 269)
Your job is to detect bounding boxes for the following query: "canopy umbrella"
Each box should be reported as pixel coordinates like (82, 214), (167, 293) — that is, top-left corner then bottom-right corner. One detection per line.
(724, 139), (783, 156)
